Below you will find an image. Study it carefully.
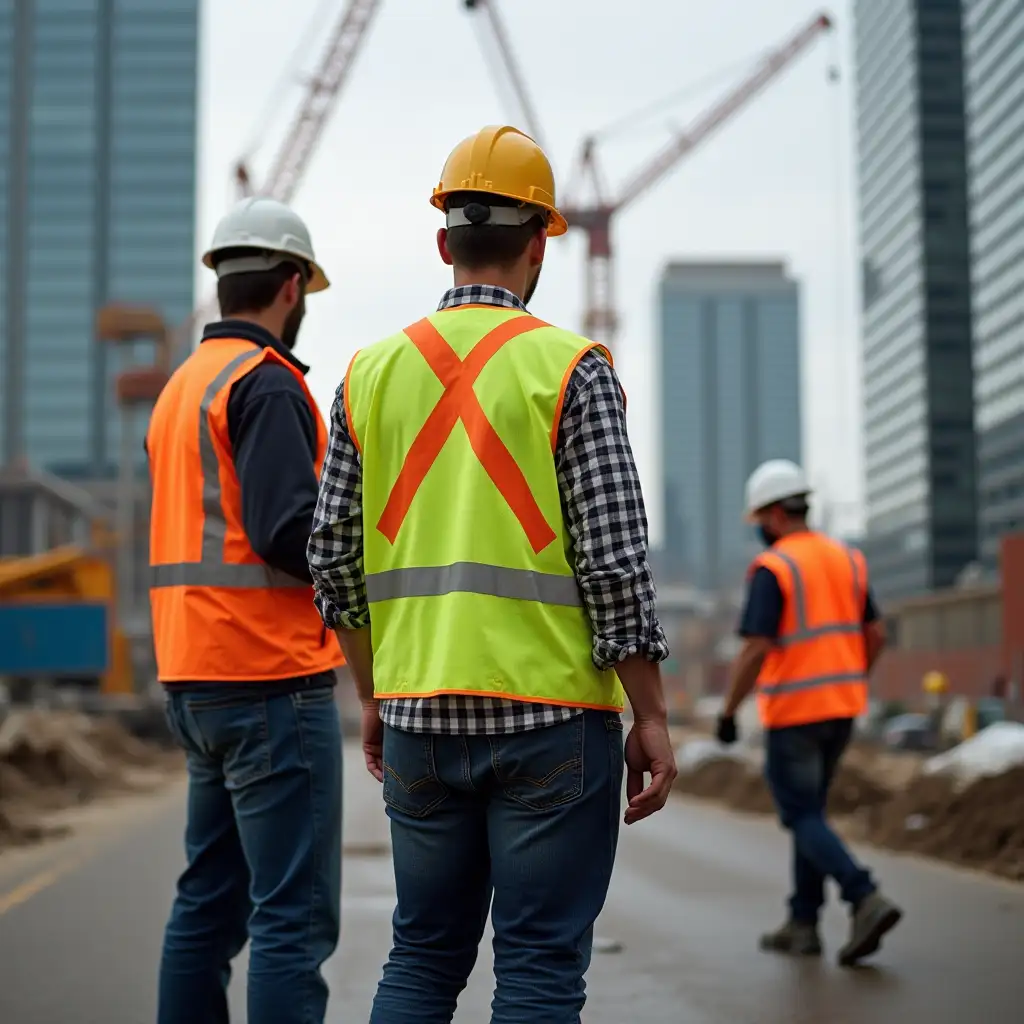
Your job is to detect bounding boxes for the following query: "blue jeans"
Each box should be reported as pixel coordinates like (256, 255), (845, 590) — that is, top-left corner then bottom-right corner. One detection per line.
(370, 711), (624, 1024)
(765, 717), (875, 924)
(158, 682), (342, 1024)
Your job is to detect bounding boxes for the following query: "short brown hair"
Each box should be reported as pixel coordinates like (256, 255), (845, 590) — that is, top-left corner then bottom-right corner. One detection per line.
(444, 192), (544, 271)
(214, 248), (305, 315)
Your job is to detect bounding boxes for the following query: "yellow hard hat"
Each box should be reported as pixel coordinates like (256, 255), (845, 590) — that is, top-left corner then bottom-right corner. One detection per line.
(922, 670), (949, 695)
(431, 125), (568, 237)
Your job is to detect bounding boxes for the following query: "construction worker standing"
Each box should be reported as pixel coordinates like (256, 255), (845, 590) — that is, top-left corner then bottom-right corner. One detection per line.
(308, 125), (676, 1023)
(718, 459), (902, 966)
(147, 198), (344, 1024)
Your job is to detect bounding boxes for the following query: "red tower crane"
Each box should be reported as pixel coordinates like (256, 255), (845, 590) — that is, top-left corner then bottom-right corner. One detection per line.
(465, 4), (834, 353)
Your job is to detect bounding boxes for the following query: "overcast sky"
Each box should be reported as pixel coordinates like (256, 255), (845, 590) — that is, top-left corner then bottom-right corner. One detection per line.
(196, 0), (863, 543)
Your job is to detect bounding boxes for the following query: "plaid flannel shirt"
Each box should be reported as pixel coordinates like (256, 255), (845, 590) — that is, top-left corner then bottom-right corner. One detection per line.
(308, 284), (668, 734)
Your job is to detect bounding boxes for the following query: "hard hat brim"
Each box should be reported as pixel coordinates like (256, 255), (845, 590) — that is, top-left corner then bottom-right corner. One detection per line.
(202, 249), (330, 293)
(307, 261), (330, 293)
(744, 489), (812, 522)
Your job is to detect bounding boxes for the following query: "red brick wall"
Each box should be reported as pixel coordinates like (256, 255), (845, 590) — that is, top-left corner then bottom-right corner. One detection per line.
(1001, 534), (1024, 686)
(870, 646), (1004, 703)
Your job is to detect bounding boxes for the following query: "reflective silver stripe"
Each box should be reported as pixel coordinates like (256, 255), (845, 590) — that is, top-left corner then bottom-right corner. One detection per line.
(773, 545), (863, 646)
(151, 562), (308, 589)
(365, 562), (582, 607)
(150, 347), (301, 592)
(773, 550), (807, 627)
(199, 350), (263, 560)
(759, 671), (866, 697)
(776, 622), (862, 647)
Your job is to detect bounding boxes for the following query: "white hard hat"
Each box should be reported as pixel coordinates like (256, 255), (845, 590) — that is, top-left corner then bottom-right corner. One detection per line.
(744, 459), (811, 519)
(202, 197), (329, 293)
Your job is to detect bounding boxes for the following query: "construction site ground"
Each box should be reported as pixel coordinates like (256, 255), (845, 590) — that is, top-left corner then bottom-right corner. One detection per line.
(0, 710), (1021, 1022)
(671, 724), (1024, 884)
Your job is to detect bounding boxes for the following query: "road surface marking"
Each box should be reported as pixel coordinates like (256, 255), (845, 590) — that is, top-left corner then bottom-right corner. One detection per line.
(0, 851), (90, 917)
(0, 783), (183, 918)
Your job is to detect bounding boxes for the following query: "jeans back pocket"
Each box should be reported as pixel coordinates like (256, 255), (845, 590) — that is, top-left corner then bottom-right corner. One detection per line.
(382, 730), (448, 819)
(491, 714), (585, 811)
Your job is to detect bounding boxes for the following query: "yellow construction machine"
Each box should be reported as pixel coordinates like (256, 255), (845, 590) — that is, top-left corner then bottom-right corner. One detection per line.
(0, 544), (134, 696)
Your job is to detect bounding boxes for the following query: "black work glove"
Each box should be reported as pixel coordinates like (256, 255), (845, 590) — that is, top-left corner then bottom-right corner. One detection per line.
(716, 714), (738, 746)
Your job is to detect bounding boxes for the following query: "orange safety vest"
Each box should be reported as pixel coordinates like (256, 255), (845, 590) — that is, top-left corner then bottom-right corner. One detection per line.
(752, 532), (868, 729)
(146, 336), (343, 682)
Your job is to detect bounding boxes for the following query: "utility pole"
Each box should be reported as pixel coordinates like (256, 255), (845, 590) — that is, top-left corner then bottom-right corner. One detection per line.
(95, 305), (171, 664)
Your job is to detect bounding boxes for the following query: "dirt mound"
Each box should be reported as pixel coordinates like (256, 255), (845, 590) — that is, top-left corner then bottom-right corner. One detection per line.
(0, 710), (181, 850)
(827, 764), (891, 815)
(676, 756), (892, 819)
(0, 711), (117, 797)
(87, 716), (167, 768)
(674, 744), (1024, 882)
(865, 766), (1024, 881)
(675, 757), (775, 814)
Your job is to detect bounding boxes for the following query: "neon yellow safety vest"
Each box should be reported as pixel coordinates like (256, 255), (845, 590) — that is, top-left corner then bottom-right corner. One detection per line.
(344, 305), (625, 711)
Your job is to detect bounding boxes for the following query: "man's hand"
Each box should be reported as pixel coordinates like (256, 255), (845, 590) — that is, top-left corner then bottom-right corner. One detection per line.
(716, 714), (738, 746)
(624, 716), (678, 825)
(361, 700), (384, 782)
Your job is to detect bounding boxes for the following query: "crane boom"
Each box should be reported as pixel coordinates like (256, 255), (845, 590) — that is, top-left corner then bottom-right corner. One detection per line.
(611, 12), (832, 212)
(184, 0), (382, 354)
(463, 0), (546, 148)
(261, 0), (383, 202)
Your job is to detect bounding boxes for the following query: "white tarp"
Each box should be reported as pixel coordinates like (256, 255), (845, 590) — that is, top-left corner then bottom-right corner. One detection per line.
(923, 721), (1024, 787)
(675, 736), (759, 773)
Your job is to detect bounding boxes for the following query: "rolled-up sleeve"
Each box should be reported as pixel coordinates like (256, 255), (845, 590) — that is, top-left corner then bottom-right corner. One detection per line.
(556, 352), (669, 670)
(307, 381), (369, 630)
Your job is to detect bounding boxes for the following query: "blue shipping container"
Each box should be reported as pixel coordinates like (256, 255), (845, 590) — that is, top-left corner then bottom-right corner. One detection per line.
(0, 603), (110, 675)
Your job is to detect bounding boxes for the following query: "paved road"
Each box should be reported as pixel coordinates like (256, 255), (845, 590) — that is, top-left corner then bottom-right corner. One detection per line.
(1, 743), (1023, 1023)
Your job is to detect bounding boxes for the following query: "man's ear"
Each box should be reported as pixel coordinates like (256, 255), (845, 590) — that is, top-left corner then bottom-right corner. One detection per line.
(279, 273), (302, 308)
(437, 228), (454, 266)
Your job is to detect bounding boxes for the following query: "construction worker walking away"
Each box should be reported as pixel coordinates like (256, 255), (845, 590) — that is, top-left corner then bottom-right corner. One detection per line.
(308, 124), (676, 1023)
(717, 459), (902, 966)
(148, 198), (344, 1024)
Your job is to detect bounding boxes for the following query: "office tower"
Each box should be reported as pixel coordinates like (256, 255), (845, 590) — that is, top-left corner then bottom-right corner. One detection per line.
(854, 0), (977, 601)
(963, 0), (1024, 567)
(659, 261), (802, 592)
(0, 0), (199, 477)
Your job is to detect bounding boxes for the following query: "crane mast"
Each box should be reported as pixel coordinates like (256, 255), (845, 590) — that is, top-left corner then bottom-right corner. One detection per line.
(178, 0), (382, 356)
(464, 5), (835, 354)
(611, 13), (833, 212)
(463, 0), (546, 148)
(236, 0), (383, 203)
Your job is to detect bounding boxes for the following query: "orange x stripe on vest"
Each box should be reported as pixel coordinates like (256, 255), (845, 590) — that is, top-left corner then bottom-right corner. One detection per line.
(376, 315), (558, 554)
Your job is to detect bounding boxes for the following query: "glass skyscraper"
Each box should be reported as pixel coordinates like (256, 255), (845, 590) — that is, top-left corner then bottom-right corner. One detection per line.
(854, 0), (977, 601)
(964, 0), (1024, 567)
(658, 261), (801, 592)
(0, 0), (198, 478)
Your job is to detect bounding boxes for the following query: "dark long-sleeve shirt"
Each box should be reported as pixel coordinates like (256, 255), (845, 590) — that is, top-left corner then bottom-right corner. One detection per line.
(209, 319), (319, 583)
(307, 285), (669, 735)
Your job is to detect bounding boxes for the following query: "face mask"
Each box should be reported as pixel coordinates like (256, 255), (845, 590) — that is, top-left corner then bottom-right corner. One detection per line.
(757, 524), (779, 548)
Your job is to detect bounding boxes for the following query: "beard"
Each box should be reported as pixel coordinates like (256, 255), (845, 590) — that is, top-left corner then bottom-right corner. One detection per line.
(523, 264), (543, 306)
(280, 292), (306, 351)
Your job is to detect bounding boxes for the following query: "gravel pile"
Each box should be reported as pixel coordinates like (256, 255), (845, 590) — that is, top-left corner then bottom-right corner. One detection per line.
(674, 737), (1024, 882)
(0, 710), (180, 849)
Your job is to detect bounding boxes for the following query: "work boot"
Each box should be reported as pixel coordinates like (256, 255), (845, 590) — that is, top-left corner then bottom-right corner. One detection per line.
(837, 891), (903, 967)
(759, 920), (822, 957)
